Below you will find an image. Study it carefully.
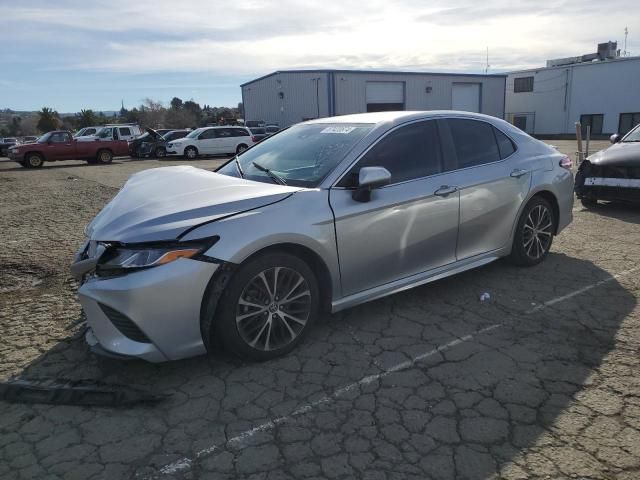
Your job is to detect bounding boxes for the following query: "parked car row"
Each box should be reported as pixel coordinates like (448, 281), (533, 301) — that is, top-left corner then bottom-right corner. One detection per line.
(5, 125), (264, 167)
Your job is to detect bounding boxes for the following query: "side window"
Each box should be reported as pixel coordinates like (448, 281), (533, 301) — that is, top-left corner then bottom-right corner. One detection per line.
(119, 127), (130, 136)
(50, 133), (66, 143)
(233, 128), (249, 137)
(493, 127), (516, 159)
(340, 120), (442, 186)
(217, 129), (232, 138)
(199, 129), (215, 140)
(447, 119), (500, 169)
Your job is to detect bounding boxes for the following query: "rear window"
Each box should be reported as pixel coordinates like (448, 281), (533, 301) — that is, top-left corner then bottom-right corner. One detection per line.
(447, 119), (501, 168)
(493, 127), (516, 159)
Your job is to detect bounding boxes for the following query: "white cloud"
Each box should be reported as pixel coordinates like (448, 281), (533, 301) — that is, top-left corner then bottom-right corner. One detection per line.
(2, 0), (638, 76)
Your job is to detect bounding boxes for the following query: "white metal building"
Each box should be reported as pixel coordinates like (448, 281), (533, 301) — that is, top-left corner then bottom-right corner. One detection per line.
(241, 70), (506, 127)
(506, 43), (640, 137)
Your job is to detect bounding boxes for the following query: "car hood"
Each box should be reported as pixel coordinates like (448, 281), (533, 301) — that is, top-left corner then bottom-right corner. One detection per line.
(587, 142), (640, 167)
(86, 166), (300, 243)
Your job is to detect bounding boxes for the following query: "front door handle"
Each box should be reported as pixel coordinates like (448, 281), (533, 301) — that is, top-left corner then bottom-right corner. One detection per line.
(434, 185), (458, 196)
(510, 168), (529, 178)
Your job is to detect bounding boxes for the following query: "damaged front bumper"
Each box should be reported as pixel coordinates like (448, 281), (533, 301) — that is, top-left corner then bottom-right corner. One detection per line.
(73, 247), (219, 362)
(575, 161), (640, 202)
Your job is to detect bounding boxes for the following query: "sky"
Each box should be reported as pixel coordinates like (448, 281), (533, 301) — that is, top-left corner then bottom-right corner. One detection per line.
(0, 0), (637, 112)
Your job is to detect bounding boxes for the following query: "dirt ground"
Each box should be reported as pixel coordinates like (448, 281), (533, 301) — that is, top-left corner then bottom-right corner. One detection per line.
(1, 139), (640, 480)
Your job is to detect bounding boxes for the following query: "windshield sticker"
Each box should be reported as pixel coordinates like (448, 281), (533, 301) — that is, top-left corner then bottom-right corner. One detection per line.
(320, 126), (357, 134)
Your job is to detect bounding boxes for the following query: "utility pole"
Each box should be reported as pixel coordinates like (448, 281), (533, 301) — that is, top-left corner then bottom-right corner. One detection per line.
(623, 27), (629, 56)
(484, 47), (490, 74)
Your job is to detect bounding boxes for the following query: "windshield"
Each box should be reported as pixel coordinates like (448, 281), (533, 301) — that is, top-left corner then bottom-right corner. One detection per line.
(186, 128), (204, 139)
(37, 132), (53, 143)
(622, 124), (640, 142)
(217, 123), (373, 187)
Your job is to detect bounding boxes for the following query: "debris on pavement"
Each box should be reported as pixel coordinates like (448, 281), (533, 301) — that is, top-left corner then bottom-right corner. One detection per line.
(0, 378), (170, 407)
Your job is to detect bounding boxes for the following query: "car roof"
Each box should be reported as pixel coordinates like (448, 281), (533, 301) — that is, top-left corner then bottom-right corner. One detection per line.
(303, 110), (505, 126)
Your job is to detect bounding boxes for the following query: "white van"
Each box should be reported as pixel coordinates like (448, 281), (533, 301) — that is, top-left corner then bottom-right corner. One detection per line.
(166, 126), (256, 159)
(76, 124), (142, 142)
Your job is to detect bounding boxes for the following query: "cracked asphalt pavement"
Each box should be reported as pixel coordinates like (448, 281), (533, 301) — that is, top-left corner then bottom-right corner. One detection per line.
(1, 142), (640, 479)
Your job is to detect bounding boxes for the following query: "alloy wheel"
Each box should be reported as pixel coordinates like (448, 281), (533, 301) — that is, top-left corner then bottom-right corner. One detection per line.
(235, 267), (311, 351)
(523, 204), (553, 260)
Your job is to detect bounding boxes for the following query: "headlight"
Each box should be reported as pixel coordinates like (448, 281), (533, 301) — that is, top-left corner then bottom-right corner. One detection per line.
(96, 238), (217, 276)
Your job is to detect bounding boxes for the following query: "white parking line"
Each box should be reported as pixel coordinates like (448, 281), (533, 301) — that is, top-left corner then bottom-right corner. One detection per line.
(153, 323), (502, 477)
(525, 266), (640, 314)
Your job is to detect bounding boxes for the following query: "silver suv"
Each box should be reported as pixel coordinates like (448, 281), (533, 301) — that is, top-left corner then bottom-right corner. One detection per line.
(72, 111), (574, 362)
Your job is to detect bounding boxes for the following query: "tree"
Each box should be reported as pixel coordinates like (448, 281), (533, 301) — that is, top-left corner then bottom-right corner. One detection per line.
(137, 98), (166, 128)
(170, 97), (183, 110)
(37, 107), (60, 133)
(183, 100), (202, 125)
(76, 109), (98, 128)
(20, 115), (39, 136)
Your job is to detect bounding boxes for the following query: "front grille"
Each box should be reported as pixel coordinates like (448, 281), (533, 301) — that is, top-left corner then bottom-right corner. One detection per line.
(98, 303), (151, 343)
(591, 164), (640, 179)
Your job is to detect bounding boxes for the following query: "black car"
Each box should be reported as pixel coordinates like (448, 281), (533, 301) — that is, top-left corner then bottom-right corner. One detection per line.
(155, 129), (173, 136)
(0, 138), (18, 156)
(575, 125), (640, 206)
(129, 128), (190, 158)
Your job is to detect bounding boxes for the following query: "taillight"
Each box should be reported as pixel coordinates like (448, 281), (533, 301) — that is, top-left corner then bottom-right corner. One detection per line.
(251, 136), (258, 142)
(559, 155), (572, 169)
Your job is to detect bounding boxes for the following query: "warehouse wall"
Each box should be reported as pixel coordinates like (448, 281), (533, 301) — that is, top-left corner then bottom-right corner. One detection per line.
(242, 72), (330, 126)
(505, 68), (569, 135)
(333, 72), (505, 118)
(242, 71), (505, 127)
(506, 57), (640, 135)
(569, 58), (640, 135)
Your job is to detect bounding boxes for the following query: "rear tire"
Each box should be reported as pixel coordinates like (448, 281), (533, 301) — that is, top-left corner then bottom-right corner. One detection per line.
(236, 144), (248, 154)
(184, 146), (198, 160)
(510, 196), (555, 267)
(213, 253), (320, 361)
(580, 197), (598, 208)
(96, 149), (113, 164)
(25, 153), (44, 168)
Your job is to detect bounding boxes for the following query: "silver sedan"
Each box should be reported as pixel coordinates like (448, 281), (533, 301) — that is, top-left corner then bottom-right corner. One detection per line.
(72, 111), (574, 362)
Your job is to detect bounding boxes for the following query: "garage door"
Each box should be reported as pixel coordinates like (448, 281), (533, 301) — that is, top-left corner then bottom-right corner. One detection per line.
(366, 82), (404, 112)
(452, 83), (480, 113)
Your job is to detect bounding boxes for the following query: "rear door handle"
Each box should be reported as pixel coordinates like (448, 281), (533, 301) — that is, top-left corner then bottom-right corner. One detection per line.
(434, 185), (458, 196)
(510, 169), (529, 178)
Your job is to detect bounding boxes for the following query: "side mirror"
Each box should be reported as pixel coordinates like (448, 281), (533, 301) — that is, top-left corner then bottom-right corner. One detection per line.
(610, 134), (621, 144)
(352, 166), (391, 202)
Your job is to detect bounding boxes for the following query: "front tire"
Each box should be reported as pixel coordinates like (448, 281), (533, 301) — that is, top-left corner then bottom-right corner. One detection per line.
(580, 197), (598, 208)
(154, 147), (166, 159)
(25, 153), (44, 168)
(214, 253), (320, 361)
(184, 146), (198, 160)
(510, 196), (555, 267)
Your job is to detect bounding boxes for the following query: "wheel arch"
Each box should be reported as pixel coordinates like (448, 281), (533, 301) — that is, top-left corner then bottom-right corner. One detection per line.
(531, 190), (560, 234)
(508, 187), (561, 251)
(24, 150), (46, 162)
(199, 242), (333, 353)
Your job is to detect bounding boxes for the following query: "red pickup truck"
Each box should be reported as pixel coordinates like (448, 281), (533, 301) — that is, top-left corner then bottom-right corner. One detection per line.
(8, 130), (129, 168)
